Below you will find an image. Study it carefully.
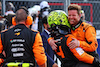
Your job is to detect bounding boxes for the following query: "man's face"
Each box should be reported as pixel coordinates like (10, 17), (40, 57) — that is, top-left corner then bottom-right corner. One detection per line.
(68, 10), (81, 26)
(43, 23), (50, 31)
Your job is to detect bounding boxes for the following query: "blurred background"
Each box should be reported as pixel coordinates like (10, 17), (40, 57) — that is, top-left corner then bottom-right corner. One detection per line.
(1, 0), (100, 29)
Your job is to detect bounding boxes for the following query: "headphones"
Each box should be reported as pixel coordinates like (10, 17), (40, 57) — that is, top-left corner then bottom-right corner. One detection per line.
(12, 16), (33, 25)
(12, 6), (33, 26)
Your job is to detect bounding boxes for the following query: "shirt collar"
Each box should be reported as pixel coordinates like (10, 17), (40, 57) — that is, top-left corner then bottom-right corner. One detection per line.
(44, 29), (50, 35)
(71, 20), (82, 30)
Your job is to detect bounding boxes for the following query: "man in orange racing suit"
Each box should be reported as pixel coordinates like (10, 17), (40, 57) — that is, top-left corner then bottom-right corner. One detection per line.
(47, 10), (100, 67)
(0, 7), (47, 67)
(68, 3), (99, 65)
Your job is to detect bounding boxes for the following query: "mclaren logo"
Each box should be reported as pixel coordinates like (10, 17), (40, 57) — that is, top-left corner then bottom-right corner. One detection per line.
(15, 32), (20, 36)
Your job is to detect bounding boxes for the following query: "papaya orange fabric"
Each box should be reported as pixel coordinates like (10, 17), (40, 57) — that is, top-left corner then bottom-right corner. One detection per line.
(71, 22), (98, 52)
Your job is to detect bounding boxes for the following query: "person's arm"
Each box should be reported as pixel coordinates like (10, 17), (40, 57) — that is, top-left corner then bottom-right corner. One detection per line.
(47, 37), (58, 50)
(32, 32), (47, 67)
(52, 63), (58, 67)
(66, 34), (94, 64)
(39, 63), (47, 67)
(69, 27), (98, 52)
(66, 34), (100, 66)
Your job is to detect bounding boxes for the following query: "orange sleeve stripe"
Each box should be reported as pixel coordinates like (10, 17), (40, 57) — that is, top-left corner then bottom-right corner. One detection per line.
(32, 33), (47, 65)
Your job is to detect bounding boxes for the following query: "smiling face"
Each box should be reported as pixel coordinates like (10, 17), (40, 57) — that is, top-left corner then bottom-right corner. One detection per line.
(68, 4), (82, 27)
(68, 10), (81, 26)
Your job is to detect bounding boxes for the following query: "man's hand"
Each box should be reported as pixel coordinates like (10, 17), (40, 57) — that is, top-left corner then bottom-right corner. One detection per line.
(49, 39), (58, 50)
(39, 62), (47, 67)
(68, 38), (80, 49)
(52, 63), (58, 67)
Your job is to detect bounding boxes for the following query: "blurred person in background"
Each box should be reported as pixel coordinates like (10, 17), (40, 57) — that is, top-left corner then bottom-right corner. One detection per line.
(28, 5), (40, 31)
(38, 1), (51, 33)
(5, 2), (15, 29)
(0, 2), (2, 16)
(0, 2), (5, 32)
(41, 16), (58, 67)
(81, 10), (93, 26)
(5, 2), (15, 15)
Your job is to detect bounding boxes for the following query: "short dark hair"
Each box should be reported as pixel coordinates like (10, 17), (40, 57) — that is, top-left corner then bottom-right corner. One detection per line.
(15, 8), (28, 23)
(19, 6), (29, 15)
(68, 4), (81, 15)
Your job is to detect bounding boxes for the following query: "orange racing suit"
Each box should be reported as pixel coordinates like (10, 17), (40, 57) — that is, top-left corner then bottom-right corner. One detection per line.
(71, 21), (99, 59)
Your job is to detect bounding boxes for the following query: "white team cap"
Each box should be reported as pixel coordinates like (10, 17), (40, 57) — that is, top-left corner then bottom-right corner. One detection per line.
(40, 1), (49, 9)
(33, 5), (40, 12)
(28, 5), (40, 16)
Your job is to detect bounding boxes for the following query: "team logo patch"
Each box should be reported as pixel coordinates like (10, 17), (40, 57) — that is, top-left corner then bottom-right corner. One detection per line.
(76, 47), (84, 55)
(15, 32), (20, 36)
